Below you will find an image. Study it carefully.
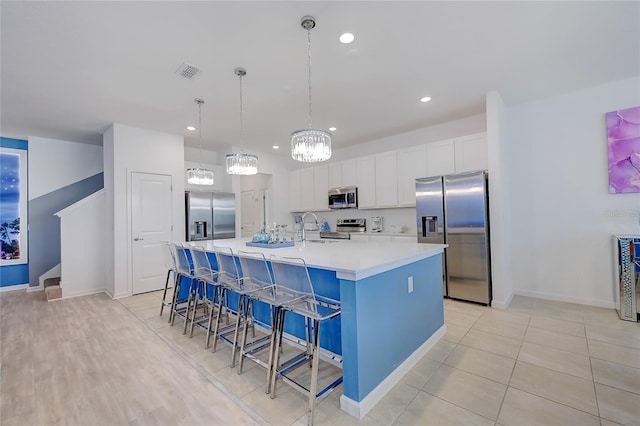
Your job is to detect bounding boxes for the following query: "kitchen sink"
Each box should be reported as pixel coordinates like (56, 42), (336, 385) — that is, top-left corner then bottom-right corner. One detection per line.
(307, 239), (341, 244)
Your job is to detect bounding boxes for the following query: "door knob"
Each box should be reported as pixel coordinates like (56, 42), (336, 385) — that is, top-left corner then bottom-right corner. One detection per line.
(134, 237), (144, 241)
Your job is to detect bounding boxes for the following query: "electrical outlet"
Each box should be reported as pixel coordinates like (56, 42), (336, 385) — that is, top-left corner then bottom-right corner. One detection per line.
(408, 276), (414, 293)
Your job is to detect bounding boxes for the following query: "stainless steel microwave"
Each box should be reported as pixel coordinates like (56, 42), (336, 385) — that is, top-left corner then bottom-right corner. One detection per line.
(328, 186), (358, 209)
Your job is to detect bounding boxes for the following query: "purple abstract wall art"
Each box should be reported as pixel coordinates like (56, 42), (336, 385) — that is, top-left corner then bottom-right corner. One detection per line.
(607, 106), (640, 193)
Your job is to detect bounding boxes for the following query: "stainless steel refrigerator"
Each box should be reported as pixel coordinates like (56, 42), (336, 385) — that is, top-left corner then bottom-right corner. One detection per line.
(185, 191), (236, 241)
(416, 171), (491, 305)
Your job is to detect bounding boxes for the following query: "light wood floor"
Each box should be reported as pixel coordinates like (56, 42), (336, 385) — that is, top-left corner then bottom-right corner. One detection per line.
(1, 288), (639, 425)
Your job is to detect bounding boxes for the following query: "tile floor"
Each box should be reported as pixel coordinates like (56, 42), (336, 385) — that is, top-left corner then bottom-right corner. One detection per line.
(1, 288), (639, 425)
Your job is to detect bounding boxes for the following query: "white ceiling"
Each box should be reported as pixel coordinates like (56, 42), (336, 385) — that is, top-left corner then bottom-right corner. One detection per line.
(1, 1), (639, 157)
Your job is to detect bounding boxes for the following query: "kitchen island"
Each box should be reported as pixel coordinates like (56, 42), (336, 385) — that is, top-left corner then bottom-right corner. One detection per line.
(190, 237), (446, 418)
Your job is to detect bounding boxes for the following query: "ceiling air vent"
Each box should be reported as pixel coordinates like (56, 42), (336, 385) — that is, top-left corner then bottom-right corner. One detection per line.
(175, 62), (200, 80)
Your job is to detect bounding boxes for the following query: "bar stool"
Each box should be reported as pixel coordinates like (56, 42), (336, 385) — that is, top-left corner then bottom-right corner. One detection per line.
(207, 246), (244, 354)
(187, 246), (220, 341)
(235, 250), (287, 375)
(169, 243), (196, 327)
(160, 241), (175, 318)
(268, 255), (342, 426)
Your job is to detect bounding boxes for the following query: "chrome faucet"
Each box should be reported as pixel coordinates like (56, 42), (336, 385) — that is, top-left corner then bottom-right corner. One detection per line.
(300, 212), (318, 241)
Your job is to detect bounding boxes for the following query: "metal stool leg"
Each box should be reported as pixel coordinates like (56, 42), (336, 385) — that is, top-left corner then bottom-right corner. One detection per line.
(160, 268), (173, 316)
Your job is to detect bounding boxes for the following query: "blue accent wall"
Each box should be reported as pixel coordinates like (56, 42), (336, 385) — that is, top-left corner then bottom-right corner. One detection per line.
(0, 137), (28, 287)
(28, 173), (103, 286)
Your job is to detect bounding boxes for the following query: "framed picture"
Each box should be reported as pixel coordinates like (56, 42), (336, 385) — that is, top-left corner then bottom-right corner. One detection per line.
(0, 147), (28, 264)
(607, 106), (640, 193)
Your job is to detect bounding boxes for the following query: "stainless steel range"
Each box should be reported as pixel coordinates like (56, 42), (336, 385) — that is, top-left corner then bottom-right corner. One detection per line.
(320, 218), (366, 240)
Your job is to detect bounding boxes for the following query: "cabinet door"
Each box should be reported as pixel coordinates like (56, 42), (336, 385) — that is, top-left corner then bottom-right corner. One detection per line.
(425, 139), (455, 176)
(299, 168), (315, 211)
(341, 160), (357, 187)
(454, 133), (488, 173)
(356, 156), (376, 208)
(397, 146), (427, 206)
(289, 170), (302, 212)
(313, 165), (329, 210)
(375, 152), (398, 207)
(328, 163), (342, 189)
(349, 234), (369, 242)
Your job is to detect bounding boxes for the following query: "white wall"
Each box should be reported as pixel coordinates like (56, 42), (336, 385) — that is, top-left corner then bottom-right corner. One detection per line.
(103, 123), (185, 299)
(330, 114), (486, 162)
(507, 76), (640, 308)
(28, 136), (102, 200)
(56, 190), (106, 298)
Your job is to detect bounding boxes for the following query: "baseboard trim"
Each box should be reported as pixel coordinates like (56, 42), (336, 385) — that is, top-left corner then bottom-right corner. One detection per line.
(61, 288), (107, 300)
(0, 284), (29, 292)
(340, 324), (446, 419)
(513, 289), (615, 309)
(27, 284), (44, 293)
(491, 292), (514, 310)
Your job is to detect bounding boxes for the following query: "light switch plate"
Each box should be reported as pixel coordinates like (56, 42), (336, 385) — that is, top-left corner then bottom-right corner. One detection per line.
(408, 276), (414, 293)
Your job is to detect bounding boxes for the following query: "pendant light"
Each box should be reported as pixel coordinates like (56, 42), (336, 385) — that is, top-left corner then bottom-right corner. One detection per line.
(187, 98), (215, 185)
(226, 67), (258, 175)
(290, 15), (332, 162)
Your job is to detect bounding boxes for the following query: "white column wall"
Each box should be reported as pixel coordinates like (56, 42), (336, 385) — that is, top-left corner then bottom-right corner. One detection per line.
(486, 91), (513, 309)
(507, 76), (640, 308)
(103, 123), (185, 299)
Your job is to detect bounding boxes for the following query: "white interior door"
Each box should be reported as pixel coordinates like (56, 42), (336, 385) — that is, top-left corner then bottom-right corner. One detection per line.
(131, 172), (173, 295)
(241, 190), (258, 238)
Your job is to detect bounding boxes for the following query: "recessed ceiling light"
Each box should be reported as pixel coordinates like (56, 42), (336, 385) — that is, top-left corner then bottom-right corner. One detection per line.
(272, 145), (279, 150)
(329, 127), (337, 132)
(186, 126), (196, 131)
(339, 33), (355, 44)
(420, 96), (432, 103)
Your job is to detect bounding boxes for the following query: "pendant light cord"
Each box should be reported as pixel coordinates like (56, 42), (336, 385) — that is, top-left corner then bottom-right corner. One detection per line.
(307, 27), (313, 129)
(239, 72), (244, 153)
(198, 100), (203, 168)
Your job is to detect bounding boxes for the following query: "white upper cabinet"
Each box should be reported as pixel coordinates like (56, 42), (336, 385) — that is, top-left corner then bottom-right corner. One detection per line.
(425, 139), (456, 177)
(454, 133), (488, 173)
(313, 165), (329, 210)
(299, 168), (315, 211)
(328, 163), (342, 189)
(342, 160), (357, 187)
(290, 133), (486, 212)
(289, 169), (302, 212)
(425, 132), (487, 177)
(288, 165), (330, 212)
(397, 145), (427, 206)
(375, 151), (398, 207)
(356, 156), (376, 209)
(328, 160), (357, 189)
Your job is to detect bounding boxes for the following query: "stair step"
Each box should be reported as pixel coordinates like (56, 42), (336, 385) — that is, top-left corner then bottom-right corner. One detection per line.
(44, 277), (61, 288)
(45, 285), (62, 301)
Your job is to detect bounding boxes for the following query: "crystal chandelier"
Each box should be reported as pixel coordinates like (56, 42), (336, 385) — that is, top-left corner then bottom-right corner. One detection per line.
(226, 67), (258, 175)
(187, 98), (215, 185)
(291, 15), (332, 162)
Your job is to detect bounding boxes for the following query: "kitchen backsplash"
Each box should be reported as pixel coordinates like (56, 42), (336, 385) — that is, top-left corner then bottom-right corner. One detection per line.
(290, 207), (416, 234)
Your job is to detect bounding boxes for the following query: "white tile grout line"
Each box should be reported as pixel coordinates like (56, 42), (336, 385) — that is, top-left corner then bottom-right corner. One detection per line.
(118, 299), (271, 426)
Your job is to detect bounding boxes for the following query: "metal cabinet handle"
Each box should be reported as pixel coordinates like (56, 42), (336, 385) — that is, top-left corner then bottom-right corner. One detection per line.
(134, 237), (144, 241)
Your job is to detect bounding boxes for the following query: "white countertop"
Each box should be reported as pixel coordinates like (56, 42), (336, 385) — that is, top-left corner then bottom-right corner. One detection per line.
(188, 237), (446, 281)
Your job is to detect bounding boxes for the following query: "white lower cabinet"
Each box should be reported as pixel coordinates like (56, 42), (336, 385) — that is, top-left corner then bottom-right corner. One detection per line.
(349, 234), (369, 242)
